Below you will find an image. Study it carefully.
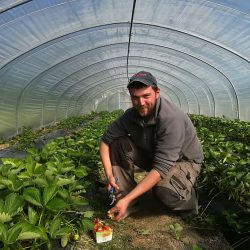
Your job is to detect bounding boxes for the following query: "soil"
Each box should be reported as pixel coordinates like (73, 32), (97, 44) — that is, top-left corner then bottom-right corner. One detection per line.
(74, 193), (233, 250)
(0, 143), (9, 150)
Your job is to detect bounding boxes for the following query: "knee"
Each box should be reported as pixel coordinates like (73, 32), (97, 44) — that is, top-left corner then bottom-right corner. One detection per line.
(110, 137), (133, 156)
(153, 186), (185, 209)
(109, 137), (134, 165)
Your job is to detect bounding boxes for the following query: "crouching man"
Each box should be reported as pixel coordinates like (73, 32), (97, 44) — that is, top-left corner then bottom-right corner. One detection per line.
(99, 71), (204, 221)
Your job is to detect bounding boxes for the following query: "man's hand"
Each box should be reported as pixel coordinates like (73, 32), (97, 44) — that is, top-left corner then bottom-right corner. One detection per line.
(108, 176), (119, 205)
(107, 175), (119, 192)
(108, 197), (130, 222)
(108, 169), (161, 222)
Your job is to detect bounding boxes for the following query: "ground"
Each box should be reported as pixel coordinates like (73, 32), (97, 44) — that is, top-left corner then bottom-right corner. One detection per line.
(75, 195), (232, 250)
(73, 172), (233, 250)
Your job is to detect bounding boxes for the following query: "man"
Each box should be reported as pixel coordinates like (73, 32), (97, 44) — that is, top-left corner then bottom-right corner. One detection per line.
(100, 71), (204, 221)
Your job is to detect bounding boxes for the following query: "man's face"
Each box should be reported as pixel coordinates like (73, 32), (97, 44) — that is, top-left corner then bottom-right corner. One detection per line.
(129, 86), (160, 117)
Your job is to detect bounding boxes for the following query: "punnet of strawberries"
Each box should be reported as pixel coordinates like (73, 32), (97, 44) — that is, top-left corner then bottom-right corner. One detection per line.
(93, 218), (112, 232)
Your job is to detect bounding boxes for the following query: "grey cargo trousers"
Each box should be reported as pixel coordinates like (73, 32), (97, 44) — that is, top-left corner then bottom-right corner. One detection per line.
(109, 137), (201, 211)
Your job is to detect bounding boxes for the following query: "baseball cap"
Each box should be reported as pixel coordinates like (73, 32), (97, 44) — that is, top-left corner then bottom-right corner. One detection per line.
(127, 71), (158, 88)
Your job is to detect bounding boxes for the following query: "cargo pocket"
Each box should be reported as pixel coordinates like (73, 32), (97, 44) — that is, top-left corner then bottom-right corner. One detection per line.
(170, 166), (193, 201)
(180, 162), (201, 186)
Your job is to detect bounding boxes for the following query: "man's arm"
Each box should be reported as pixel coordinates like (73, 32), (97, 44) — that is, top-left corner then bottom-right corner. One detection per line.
(99, 141), (119, 190)
(109, 169), (161, 221)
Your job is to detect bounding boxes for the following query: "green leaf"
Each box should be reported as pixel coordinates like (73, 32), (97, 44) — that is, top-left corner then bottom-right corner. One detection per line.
(11, 165), (26, 175)
(8, 174), (23, 191)
(0, 222), (8, 241)
(59, 166), (74, 174)
(56, 176), (75, 186)
(49, 217), (61, 238)
(75, 168), (88, 178)
(1, 159), (18, 167)
(4, 193), (24, 216)
(46, 197), (68, 211)
(46, 161), (57, 170)
(209, 149), (220, 159)
(17, 172), (32, 179)
(83, 210), (94, 218)
(0, 165), (11, 176)
(138, 228), (151, 235)
(33, 177), (48, 187)
(192, 244), (203, 250)
(58, 189), (70, 199)
(17, 222), (48, 241)
(43, 184), (58, 205)
(0, 212), (12, 223)
(174, 223), (183, 232)
(34, 163), (46, 174)
(70, 184), (86, 191)
(81, 218), (94, 232)
(61, 234), (69, 248)
(45, 170), (55, 182)
(53, 226), (72, 237)
(26, 162), (35, 175)
(69, 196), (89, 206)
(0, 178), (12, 188)
(18, 228), (46, 241)
(169, 223), (183, 240)
(28, 206), (38, 225)
(0, 199), (3, 212)
(23, 187), (42, 207)
(6, 225), (22, 244)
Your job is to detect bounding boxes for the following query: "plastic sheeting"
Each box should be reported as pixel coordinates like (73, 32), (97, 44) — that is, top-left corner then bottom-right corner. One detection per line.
(0, 0), (250, 138)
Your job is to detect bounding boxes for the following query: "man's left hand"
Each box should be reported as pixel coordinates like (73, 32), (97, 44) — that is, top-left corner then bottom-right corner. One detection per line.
(108, 197), (129, 222)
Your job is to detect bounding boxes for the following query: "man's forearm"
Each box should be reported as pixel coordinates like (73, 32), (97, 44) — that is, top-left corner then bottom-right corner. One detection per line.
(99, 141), (113, 178)
(123, 169), (161, 204)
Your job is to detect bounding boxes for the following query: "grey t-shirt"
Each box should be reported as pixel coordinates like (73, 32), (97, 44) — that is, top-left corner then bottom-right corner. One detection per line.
(102, 96), (204, 177)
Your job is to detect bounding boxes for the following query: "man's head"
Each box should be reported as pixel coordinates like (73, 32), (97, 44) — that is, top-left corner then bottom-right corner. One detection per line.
(127, 71), (160, 117)
(127, 71), (158, 89)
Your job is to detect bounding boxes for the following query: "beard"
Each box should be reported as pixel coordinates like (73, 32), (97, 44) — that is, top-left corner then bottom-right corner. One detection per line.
(135, 103), (155, 117)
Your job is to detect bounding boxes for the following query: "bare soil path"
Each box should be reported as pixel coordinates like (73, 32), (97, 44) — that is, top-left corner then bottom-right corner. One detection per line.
(75, 189), (233, 250)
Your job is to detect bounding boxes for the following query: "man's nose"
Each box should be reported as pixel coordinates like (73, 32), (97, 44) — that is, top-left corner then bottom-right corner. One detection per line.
(138, 97), (145, 105)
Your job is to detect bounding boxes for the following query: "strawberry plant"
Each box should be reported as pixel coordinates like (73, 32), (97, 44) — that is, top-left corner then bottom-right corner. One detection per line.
(189, 114), (250, 234)
(0, 110), (124, 249)
(0, 144), (92, 249)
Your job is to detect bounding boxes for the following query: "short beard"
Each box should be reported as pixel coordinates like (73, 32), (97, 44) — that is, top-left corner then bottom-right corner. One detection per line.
(135, 104), (155, 118)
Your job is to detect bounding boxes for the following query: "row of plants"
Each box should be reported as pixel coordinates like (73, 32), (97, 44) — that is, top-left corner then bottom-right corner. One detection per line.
(189, 114), (250, 235)
(0, 112), (101, 150)
(0, 110), (123, 249)
(190, 115), (250, 144)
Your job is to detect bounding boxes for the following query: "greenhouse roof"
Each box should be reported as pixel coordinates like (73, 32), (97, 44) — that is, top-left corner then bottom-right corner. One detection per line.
(0, 0), (250, 138)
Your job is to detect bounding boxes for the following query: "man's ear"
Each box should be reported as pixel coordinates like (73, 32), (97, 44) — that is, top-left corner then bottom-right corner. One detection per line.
(155, 87), (160, 97)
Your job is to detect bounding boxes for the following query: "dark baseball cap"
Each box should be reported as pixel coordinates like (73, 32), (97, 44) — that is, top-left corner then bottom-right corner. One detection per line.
(127, 71), (158, 88)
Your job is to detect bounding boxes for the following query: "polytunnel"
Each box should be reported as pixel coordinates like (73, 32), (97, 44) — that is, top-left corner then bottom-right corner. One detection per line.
(0, 0), (250, 139)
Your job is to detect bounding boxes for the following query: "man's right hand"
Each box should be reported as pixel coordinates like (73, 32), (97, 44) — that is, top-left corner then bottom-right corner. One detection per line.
(107, 175), (119, 192)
